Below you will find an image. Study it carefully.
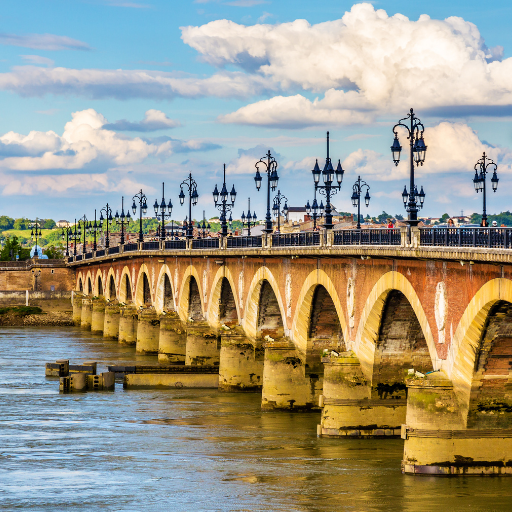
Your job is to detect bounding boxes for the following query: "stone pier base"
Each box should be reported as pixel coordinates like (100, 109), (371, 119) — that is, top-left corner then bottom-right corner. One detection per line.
(103, 303), (120, 339)
(72, 294), (83, 326)
(185, 322), (219, 366)
(136, 308), (160, 354)
(158, 313), (186, 363)
(219, 331), (263, 392)
(261, 340), (322, 410)
(91, 300), (106, 334)
(118, 305), (137, 345)
(80, 298), (92, 330)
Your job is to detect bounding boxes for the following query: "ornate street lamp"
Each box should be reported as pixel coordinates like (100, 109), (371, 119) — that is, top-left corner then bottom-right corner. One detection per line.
(305, 190), (324, 231)
(69, 219), (80, 257)
(312, 132), (344, 230)
(131, 189), (148, 243)
(272, 190), (288, 233)
(153, 182), (173, 241)
(213, 164), (236, 237)
(351, 176), (371, 229)
(31, 218), (42, 257)
(179, 173), (198, 239)
(99, 203), (114, 249)
(473, 152), (498, 227)
(115, 197), (132, 245)
(391, 108), (427, 226)
(61, 226), (69, 257)
(241, 198), (257, 236)
(196, 210), (210, 238)
(88, 209), (100, 251)
(77, 215), (89, 254)
(254, 150), (279, 233)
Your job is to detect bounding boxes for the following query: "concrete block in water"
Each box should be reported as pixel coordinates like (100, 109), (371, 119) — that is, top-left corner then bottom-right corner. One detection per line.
(59, 372), (88, 392)
(87, 372), (115, 391)
(123, 373), (219, 389)
(46, 359), (69, 377)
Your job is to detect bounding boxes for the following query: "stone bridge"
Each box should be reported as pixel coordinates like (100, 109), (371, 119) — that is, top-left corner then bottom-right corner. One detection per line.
(70, 237), (512, 475)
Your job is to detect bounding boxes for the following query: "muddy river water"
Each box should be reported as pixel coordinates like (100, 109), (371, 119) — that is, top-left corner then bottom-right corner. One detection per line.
(1, 327), (511, 511)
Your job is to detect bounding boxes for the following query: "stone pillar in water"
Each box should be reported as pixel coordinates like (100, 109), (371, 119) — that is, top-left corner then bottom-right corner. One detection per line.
(103, 303), (120, 340)
(185, 322), (219, 366)
(318, 352), (406, 437)
(136, 307), (160, 354)
(158, 312), (186, 363)
(261, 339), (322, 410)
(80, 298), (92, 330)
(219, 328), (263, 391)
(72, 294), (83, 326)
(118, 304), (137, 345)
(91, 299), (106, 334)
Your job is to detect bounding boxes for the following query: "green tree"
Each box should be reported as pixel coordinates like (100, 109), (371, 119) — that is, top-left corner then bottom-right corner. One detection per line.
(395, 213), (404, 220)
(0, 236), (22, 261)
(377, 211), (391, 223)
(13, 218), (31, 230)
(43, 219), (56, 229)
(44, 245), (64, 259)
(440, 213), (450, 222)
(0, 216), (14, 230)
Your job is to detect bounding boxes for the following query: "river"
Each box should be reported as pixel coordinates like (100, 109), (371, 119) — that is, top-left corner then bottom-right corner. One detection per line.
(0, 327), (511, 511)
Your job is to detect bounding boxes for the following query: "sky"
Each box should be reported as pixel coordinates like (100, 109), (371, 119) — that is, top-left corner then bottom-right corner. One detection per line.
(2, 0), (512, 222)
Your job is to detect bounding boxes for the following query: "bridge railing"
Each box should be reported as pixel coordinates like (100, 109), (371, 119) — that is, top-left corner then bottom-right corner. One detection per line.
(227, 236), (263, 248)
(123, 242), (138, 252)
(142, 241), (160, 251)
(108, 246), (120, 255)
(272, 232), (320, 247)
(165, 240), (187, 250)
(95, 249), (105, 258)
(333, 228), (401, 246)
(192, 238), (220, 249)
(419, 227), (512, 249)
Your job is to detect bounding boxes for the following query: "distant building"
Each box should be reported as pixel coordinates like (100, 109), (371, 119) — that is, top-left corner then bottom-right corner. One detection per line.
(56, 220), (70, 228)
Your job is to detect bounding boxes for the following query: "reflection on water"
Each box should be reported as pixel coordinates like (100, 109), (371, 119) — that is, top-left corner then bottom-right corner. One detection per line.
(1, 327), (512, 511)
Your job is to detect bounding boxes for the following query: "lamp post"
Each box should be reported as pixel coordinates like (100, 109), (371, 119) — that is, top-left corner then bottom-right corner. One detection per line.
(77, 215), (89, 254)
(241, 198), (257, 235)
(89, 209), (100, 251)
(69, 219), (80, 257)
(153, 182), (173, 241)
(131, 189), (148, 243)
(351, 176), (371, 229)
(254, 150), (279, 233)
(61, 226), (70, 256)
(213, 164), (236, 237)
(99, 203), (113, 249)
(305, 190), (324, 231)
(115, 197), (132, 245)
(31, 218), (42, 257)
(179, 173), (198, 239)
(312, 132), (344, 230)
(197, 210), (210, 238)
(272, 190), (289, 233)
(391, 108), (427, 226)
(472, 152), (498, 227)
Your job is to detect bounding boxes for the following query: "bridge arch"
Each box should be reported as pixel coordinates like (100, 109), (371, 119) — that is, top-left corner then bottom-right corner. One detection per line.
(207, 266), (240, 328)
(134, 264), (153, 307)
(154, 265), (175, 314)
(119, 266), (133, 303)
(76, 273), (84, 293)
(105, 268), (117, 300)
(243, 266), (286, 340)
(95, 271), (104, 297)
(178, 265), (205, 322)
(448, 278), (512, 423)
(85, 270), (93, 296)
(291, 269), (347, 357)
(354, 271), (437, 383)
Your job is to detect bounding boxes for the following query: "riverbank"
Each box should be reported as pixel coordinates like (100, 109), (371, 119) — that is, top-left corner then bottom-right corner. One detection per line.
(0, 309), (73, 326)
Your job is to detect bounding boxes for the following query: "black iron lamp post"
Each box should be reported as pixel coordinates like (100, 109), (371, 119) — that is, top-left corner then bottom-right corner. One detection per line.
(351, 176), (371, 229)
(179, 173), (198, 239)
(153, 182), (173, 241)
(131, 189), (148, 243)
(88, 209), (100, 251)
(305, 191), (324, 231)
(61, 226), (70, 256)
(241, 198), (257, 235)
(31, 219), (42, 256)
(391, 108), (427, 226)
(312, 132), (344, 230)
(272, 190), (289, 233)
(254, 150), (279, 233)
(115, 197), (132, 245)
(69, 219), (80, 257)
(77, 215), (89, 254)
(99, 203), (113, 249)
(472, 152), (498, 227)
(213, 164), (236, 237)
(196, 210), (210, 238)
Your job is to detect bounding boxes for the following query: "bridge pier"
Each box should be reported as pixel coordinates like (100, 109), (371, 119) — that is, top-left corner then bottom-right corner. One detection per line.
(158, 313), (186, 363)
(261, 340), (322, 410)
(103, 303), (120, 339)
(118, 305), (137, 345)
(218, 329), (263, 392)
(318, 353), (405, 437)
(80, 298), (92, 330)
(72, 294), (83, 326)
(91, 299), (106, 334)
(136, 308), (160, 354)
(185, 322), (220, 366)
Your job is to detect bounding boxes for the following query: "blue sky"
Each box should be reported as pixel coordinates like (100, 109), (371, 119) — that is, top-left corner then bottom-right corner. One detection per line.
(2, 0), (512, 221)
